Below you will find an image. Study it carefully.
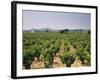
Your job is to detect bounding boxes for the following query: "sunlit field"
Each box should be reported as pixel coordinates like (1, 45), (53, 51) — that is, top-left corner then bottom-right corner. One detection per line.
(23, 31), (91, 69)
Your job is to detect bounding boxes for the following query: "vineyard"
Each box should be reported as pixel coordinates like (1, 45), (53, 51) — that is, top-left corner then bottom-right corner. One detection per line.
(23, 31), (91, 69)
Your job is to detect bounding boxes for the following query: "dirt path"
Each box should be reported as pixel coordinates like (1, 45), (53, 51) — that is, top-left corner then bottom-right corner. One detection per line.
(69, 43), (82, 67)
(71, 57), (82, 67)
(69, 44), (76, 53)
(52, 39), (66, 68)
(30, 57), (44, 69)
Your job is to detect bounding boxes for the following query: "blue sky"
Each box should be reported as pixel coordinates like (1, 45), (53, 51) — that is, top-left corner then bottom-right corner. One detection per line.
(23, 10), (90, 30)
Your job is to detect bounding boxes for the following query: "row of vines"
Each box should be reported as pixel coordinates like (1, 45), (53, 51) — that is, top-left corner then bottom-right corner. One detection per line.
(23, 31), (91, 69)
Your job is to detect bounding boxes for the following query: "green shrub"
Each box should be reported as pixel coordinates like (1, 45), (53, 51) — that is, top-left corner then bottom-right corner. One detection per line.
(61, 51), (76, 67)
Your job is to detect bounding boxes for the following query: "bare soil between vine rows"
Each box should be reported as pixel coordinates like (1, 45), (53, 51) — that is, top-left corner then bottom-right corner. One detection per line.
(30, 39), (83, 69)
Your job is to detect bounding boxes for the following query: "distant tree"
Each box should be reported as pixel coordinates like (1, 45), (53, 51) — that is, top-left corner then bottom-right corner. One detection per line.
(60, 29), (69, 33)
(88, 30), (90, 34)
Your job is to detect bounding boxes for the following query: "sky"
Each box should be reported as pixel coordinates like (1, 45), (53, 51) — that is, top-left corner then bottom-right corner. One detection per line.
(23, 10), (90, 30)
